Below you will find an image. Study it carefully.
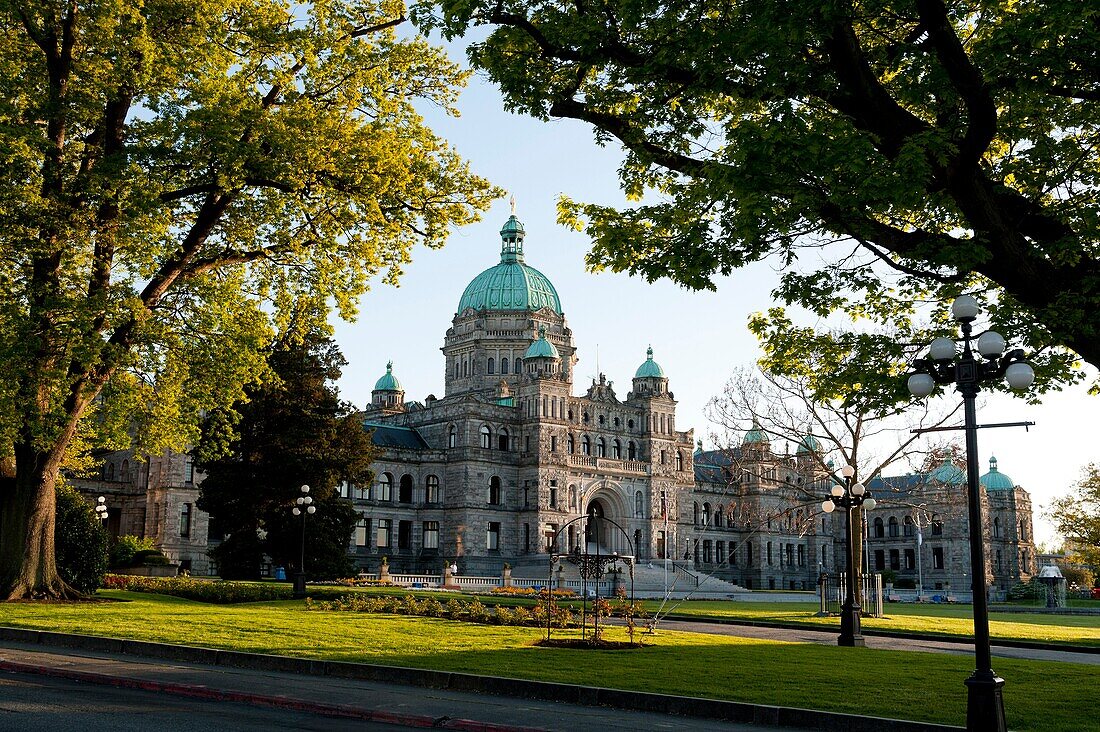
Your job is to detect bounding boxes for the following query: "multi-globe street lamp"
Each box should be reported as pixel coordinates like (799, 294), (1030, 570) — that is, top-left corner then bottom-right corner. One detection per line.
(291, 484), (315, 599)
(95, 496), (109, 525)
(821, 465), (877, 647)
(906, 295), (1034, 732)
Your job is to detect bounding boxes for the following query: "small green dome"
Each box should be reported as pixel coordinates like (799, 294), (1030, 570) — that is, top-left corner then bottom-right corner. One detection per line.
(796, 433), (821, 454)
(374, 361), (402, 391)
(929, 457), (966, 485)
(524, 327), (560, 359)
(456, 215), (562, 314)
(980, 456), (1015, 491)
(743, 420), (769, 445)
(634, 346), (666, 378)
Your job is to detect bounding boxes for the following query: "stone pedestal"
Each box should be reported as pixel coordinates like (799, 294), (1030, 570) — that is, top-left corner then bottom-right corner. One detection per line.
(502, 566), (512, 587)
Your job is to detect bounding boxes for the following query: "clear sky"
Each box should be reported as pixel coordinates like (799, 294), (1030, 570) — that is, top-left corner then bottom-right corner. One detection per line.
(333, 34), (1098, 549)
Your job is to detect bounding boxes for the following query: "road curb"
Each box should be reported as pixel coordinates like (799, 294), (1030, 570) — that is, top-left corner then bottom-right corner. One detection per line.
(0, 626), (960, 732)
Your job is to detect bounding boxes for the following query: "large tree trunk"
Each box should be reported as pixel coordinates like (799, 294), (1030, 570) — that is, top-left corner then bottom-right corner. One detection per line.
(0, 442), (81, 600)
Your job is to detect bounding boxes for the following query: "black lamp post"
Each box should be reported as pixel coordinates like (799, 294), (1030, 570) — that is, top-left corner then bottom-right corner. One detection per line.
(291, 484), (315, 599)
(906, 294), (1035, 732)
(821, 464), (876, 647)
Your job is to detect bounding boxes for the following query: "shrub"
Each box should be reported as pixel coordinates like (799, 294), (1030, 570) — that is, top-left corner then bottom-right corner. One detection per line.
(1007, 578), (1046, 602)
(131, 549), (171, 566)
(55, 483), (109, 593)
(104, 574), (292, 603)
(110, 535), (157, 568)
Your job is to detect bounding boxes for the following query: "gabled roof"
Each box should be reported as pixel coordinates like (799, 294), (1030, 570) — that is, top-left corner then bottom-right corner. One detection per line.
(363, 422), (430, 450)
(693, 448), (743, 484)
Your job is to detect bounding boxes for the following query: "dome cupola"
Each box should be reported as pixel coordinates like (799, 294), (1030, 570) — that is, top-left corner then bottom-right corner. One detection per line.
(980, 456), (1015, 491)
(456, 214), (562, 314)
(374, 360), (401, 391)
(524, 326), (560, 360)
(371, 361), (404, 412)
(743, 420), (769, 446)
(634, 345), (666, 378)
(929, 457), (966, 485)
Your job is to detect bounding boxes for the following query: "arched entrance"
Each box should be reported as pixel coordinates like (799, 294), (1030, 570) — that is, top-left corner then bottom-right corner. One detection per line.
(584, 500), (607, 552)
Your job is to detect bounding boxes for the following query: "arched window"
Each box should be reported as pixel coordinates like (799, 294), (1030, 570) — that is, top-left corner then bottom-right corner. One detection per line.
(463, 360), (469, 377)
(489, 476), (502, 505)
(500, 357), (508, 374)
(376, 473), (393, 501)
(487, 357), (495, 374)
(514, 358), (522, 374)
(448, 426), (457, 448)
(1019, 520), (1027, 541)
(480, 425), (492, 449)
(931, 520), (943, 536)
(569, 485), (578, 510)
(121, 460), (129, 482)
(635, 491), (644, 518)
(693, 502), (700, 526)
(454, 361), (459, 379)
(425, 475), (440, 504)
(399, 474), (414, 503)
(714, 506), (724, 528)
(498, 428), (509, 452)
(567, 434), (575, 454)
(596, 437), (606, 457)
(888, 516), (899, 537)
(993, 517), (1002, 538)
(612, 440), (621, 459)
(581, 435), (591, 455)
(106, 463), (115, 481)
(628, 441), (637, 460)
(676, 451), (683, 471)
(873, 517), (885, 538)
(627, 419), (635, 430)
(903, 516), (915, 537)
(702, 503), (711, 526)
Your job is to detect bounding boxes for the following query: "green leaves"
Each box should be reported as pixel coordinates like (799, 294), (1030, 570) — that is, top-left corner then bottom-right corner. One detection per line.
(417, 0), (1100, 390)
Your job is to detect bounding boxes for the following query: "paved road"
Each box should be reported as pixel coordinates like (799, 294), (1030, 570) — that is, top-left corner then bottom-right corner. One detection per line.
(0, 670), (404, 731)
(0, 643), (818, 732)
(643, 617), (1100, 665)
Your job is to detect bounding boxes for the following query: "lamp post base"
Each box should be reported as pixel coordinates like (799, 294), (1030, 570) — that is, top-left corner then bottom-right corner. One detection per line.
(292, 572), (307, 599)
(837, 602), (866, 647)
(965, 671), (1007, 732)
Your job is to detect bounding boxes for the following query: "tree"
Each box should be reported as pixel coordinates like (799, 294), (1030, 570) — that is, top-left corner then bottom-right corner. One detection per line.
(0, 0), (498, 599)
(1048, 464), (1100, 570)
(54, 482), (109, 593)
(706, 356), (961, 601)
(196, 332), (376, 581)
(416, 0), (1099, 388)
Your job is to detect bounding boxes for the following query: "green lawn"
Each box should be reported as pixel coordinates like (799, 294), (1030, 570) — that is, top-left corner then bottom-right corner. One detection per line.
(0, 591), (1095, 732)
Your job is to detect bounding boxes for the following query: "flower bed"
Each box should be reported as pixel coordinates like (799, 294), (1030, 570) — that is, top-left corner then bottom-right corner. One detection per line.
(306, 593), (577, 628)
(488, 586), (576, 598)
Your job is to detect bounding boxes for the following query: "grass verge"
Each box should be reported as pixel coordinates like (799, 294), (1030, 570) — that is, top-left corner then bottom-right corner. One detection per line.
(0, 590), (1095, 732)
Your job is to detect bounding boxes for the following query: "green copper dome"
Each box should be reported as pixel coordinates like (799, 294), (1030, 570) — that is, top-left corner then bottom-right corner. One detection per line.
(796, 432), (821, 454)
(374, 361), (401, 391)
(980, 456), (1015, 491)
(456, 215), (562, 314)
(634, 346), (666, 378)
(524, 327), (560, 359)
(929, 457), (966, 485)
(743, 420), (769, 445)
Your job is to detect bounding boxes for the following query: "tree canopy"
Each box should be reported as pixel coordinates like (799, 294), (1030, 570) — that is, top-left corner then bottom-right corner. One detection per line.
(1048, 464), (1100, 570)
(196, 333), (376, 581)
(0, 0), (497, 598)
(416, 0), (1099, 391)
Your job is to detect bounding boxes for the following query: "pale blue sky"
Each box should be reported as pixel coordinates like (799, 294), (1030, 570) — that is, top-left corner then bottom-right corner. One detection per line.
(333, 34), (1097, 547)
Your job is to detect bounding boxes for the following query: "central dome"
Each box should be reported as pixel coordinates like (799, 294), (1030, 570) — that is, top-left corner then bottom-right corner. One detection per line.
(456, 215), (563, 314)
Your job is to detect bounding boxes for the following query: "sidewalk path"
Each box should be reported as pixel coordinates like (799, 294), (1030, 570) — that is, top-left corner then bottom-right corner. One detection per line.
(645, 618), (1100, 665)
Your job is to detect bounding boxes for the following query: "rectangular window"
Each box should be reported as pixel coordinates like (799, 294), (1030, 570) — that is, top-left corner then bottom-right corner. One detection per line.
(786, 543), (794, 566)
(905, 549), (915, 570)
(931, 521), (943, 536)
(423, 521), (439, 550)
(398, 520), (412, 549)
(797, 545), (805, 566)
(703, 540), (712, 563)
(525, 435), (530, 452)
(657, 531), (666, 560)
(889, 549), (900, 570)
(874, 550), (885, 571)
(767, 542), (773, 565)
(551, 435), (557, 452)
(747, 542), (753, 565)
(545, 524), (557, 552)
(716, 541), (725, 564)
(487, 522), (501, 551)
(179, 503), (192, 538)
(355, 515), (368, 547)
(184, 460), (195, 484)
(376, 519), (391, 548)
(729, 543), (737, 565)
(524, 523), (530, 553)
(933, 547), (944, 569)
(549, 480), (557, 508)
(425, 477), (439, 504)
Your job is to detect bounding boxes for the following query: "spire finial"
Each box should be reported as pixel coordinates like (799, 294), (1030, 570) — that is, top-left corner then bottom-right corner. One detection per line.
(647, 344), (654, 359)
(386, 360), (393, 372)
